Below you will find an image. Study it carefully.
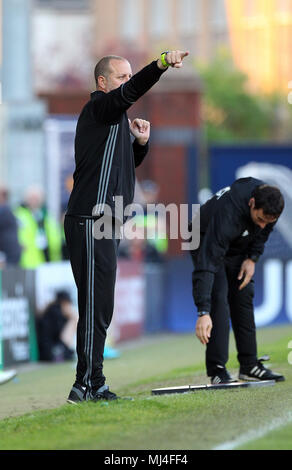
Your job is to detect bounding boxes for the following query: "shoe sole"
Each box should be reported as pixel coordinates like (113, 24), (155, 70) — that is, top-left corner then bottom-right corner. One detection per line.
(239, 374), (285, 382)
(239, 374), (261, 382)
(89, 396), (133, 402)
(67, 385), (87, 404)
(67, 396), (130, 403)
(66, 399), (79, 405)
(66, 394), (133, 404)
(66, 397), (86, 404)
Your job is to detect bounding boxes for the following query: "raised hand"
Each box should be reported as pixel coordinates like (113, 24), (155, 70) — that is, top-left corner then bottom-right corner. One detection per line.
(158, 50), (189, 69)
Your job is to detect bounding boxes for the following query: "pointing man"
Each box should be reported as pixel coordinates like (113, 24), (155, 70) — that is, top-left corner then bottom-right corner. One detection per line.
(65, 50), (189, 403)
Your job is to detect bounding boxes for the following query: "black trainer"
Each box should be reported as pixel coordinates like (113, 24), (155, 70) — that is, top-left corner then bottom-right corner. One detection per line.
(91, 384), (119, 401)
(210, 365), (238, 385)
(67, 383), (86, 404)
(239, 356), (285, 382)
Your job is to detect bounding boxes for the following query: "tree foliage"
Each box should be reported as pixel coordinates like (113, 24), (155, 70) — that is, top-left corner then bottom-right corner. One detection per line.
(197, 51), (289, 144)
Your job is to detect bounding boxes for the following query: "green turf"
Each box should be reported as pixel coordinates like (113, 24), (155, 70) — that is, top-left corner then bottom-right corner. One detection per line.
(0, 325), (291, 450)
(239, 421), (292, 450)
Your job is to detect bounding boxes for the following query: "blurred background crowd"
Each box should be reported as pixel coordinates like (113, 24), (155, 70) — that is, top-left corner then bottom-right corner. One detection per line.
(0, 0), (292, 371)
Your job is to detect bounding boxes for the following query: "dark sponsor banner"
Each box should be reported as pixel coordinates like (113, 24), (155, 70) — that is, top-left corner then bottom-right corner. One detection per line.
(2, 297), (30, 366)
(0, 268), (36, 367)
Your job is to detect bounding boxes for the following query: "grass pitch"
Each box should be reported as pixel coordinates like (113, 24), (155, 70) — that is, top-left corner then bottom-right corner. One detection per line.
(0, 325), (291, 450)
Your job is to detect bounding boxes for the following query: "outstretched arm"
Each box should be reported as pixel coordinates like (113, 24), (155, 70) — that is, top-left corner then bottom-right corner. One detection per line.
(91, 51), (190, 123)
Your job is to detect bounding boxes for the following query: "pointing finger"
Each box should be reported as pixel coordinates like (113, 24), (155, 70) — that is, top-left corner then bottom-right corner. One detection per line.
(181, 51), (190, 59)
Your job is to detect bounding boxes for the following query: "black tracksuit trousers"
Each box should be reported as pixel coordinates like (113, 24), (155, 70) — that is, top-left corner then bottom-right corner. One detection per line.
(196, 255), (258, 377)
(64, 215), (119, 394)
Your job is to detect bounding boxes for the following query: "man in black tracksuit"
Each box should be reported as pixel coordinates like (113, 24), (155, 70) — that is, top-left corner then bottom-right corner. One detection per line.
(65, 51), (189, 403)
(190, 177), (285, 384)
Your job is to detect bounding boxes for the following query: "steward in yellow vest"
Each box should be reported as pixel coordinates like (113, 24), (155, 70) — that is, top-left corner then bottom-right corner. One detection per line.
(15, 204), (62, 269)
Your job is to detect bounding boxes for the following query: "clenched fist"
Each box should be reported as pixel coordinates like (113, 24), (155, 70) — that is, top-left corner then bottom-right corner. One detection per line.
(128, 118), (150, 146)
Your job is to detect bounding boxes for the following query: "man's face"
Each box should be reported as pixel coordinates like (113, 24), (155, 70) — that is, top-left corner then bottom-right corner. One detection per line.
(249, 198), (277, 229)
(99, 59), (132, 93)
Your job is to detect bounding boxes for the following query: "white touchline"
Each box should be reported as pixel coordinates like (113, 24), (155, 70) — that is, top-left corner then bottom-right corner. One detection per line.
(213, 411), (292, 450)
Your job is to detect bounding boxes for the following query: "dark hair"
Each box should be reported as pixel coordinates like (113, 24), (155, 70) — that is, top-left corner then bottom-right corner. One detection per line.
(56, 290), (71, 304)
(251, 184), (285, 217)
(94, 55), (126, 87)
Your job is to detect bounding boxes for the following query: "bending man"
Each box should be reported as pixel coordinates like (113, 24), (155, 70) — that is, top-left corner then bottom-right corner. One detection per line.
(190, 177), (285, 384)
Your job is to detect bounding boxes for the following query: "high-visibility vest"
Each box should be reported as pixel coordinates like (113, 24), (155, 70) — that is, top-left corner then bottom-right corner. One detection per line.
(134, 213), (168, 254)
(14, 206), (62, 269)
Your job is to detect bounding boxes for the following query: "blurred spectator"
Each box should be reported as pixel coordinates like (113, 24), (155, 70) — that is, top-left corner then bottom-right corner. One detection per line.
(140, 180), (168, 260)
(0, 186), (21, 267)
(120, 180), (168, 262)
(14, 185), (62, 269)
(120, 224), (147, 262)
(37, 290), (77, 362)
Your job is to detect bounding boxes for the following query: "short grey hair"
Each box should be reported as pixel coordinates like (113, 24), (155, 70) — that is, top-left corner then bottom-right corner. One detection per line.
(94, 55), (126, 87)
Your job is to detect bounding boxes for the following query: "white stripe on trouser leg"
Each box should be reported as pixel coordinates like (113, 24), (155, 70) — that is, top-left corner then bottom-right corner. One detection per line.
(84, 220), (94, 396)
(90, 220), (95, 387)
(84, 220), (90, 392)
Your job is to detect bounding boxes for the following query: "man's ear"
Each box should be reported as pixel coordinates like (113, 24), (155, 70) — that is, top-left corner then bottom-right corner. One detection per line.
(97, 75), (106, 91)
(249, 197), (255, 208)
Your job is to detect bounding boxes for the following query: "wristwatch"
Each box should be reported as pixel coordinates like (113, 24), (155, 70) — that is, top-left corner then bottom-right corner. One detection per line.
(198, 311), (210, 317)
(160, 51), (170, 67)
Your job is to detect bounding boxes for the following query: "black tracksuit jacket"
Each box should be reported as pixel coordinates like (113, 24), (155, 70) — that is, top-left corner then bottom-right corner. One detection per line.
(66, 61), (166, 222)
(191, 177), (277, 312)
